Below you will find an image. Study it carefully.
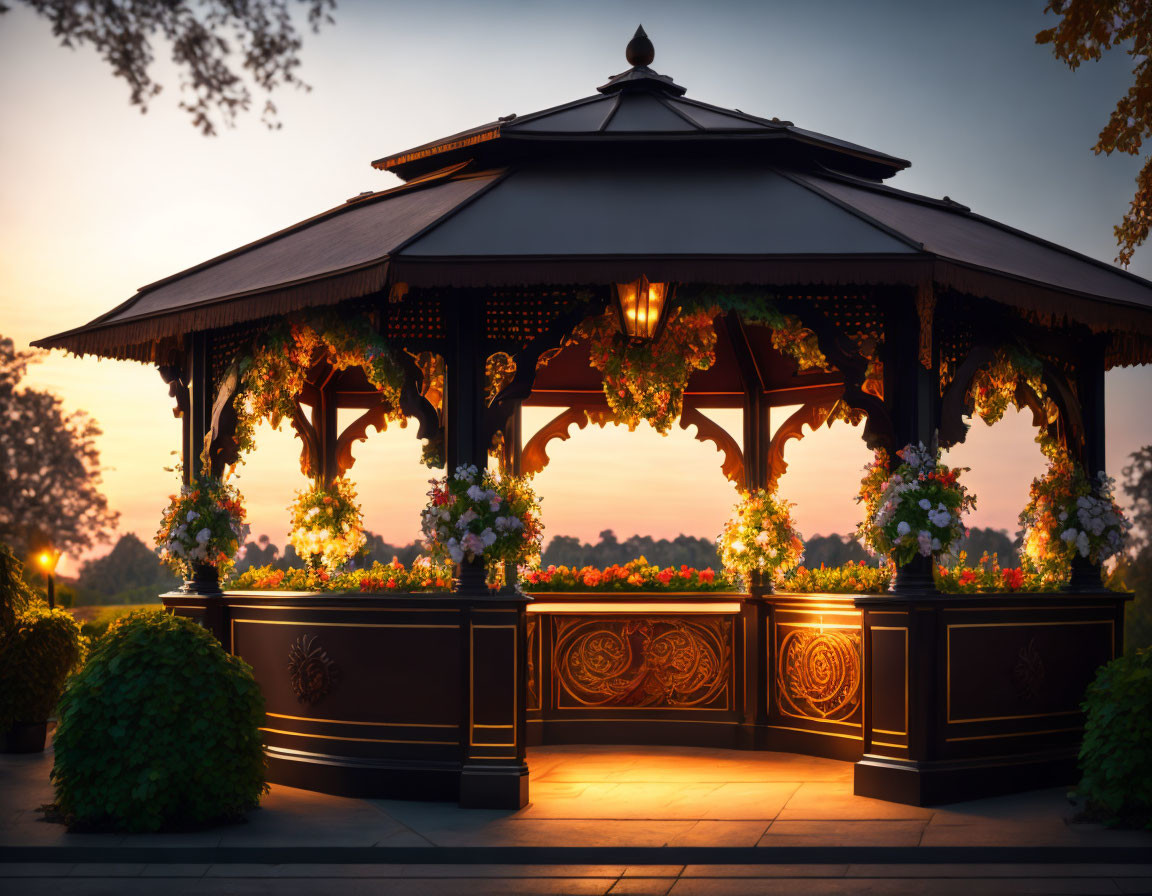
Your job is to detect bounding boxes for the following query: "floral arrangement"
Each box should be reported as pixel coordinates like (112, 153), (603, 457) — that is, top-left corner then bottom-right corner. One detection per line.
(233, 314), (406, 457)
(780, 560), (894, 594)
(1019, 455), (1130, 582)
(231, 557), (453, 593)
(421, 465), (542, 566)
(287, 477), (367, 571)
(579, 304), (719, 434)
(717, 489), (805, 586)
(856, 442), (976, 565)
(155, 474), (250, 578)
(934, 551), (1039, 593)
(968, 347), (1061, 459)
(522, 559), (734, 592)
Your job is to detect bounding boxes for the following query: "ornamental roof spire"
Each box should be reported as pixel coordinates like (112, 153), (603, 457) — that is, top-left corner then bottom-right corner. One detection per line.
(598, 25), (687, 96)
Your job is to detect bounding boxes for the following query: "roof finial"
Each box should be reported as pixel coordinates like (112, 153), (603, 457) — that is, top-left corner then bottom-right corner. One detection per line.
(626, 25), (655, 68)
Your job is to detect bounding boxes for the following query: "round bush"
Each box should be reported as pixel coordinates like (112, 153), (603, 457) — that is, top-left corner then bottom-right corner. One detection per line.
(51, 611), (267, 831)
(0, 604), (83, 730)
(1077, 647), (1152, 829)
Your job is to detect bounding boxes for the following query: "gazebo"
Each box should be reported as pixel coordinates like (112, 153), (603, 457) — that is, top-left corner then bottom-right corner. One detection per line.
(37, 28), (1148, 810)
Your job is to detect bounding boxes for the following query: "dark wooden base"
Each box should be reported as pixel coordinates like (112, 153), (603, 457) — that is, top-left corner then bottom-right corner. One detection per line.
(266, 748), (461, 803)
(459, 762), (529, 809)
(853, 750), (1079, 807)
(528, 719), (741, 749)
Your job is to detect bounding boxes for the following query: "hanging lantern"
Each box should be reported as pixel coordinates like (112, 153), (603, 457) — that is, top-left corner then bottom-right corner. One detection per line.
(615, 277), (673, 341)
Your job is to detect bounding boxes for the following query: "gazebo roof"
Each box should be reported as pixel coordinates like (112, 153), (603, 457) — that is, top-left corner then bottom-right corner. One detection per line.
(35, 27), (1152, 365)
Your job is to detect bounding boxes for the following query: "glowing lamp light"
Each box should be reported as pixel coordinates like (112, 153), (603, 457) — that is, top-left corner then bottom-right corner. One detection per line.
(615, 277), (672, 341)
(37, 549), (60, 575)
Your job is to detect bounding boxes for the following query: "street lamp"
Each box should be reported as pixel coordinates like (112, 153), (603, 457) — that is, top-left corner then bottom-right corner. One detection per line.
(37, 549), (61, 610)
(615, 277), (673, 342)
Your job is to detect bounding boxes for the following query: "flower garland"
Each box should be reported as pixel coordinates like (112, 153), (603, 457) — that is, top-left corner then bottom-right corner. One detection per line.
(856, 442), (976, 565)
(421, 465), (542, 566)
(780, 560), (894, 594)
(935, 551), (1039, 593)
(155, 474), (249, 578)
(233, 314), (406, 457)
(232, 558), (453, 593)
(968, 347), (1061, 459)
(1019, 454), (1130, 582)
(522, 559), (733, 592)
(717, 489), (805, 586)
(579, 305), (719, 434)
(287, 477), (367, 571)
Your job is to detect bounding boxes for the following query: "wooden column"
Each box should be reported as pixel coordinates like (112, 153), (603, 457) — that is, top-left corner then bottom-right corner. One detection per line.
(1067, 332), (1108, 591)
(884, 288), (941, 595)
(312, 376), (340, 487)
(185, 331), (211, 486)
(441, 290), (529, 809)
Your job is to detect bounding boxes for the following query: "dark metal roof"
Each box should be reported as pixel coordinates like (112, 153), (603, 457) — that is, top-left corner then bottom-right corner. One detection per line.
(371, 29), (910, 183)
(32, 27), (1152, 365)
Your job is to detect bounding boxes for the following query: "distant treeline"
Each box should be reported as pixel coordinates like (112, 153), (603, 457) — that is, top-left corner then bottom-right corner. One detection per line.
(59, 526), (1021, 606)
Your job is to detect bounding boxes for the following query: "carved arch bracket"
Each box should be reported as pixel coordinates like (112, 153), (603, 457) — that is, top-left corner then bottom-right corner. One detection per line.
(521, 406), (615, 476)
(766, 399), (838, 491)
(335, 400), (396, 477)
(678, 407), (744, 485)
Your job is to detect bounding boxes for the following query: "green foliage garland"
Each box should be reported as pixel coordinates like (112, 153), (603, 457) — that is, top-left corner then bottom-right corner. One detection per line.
(51, 611), (267, 832)
(233, 314), (405, 458)
(1076, 647), (1152, 829)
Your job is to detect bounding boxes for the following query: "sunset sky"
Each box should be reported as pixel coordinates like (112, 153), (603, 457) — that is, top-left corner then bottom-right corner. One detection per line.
(2, 0), (1151, 576)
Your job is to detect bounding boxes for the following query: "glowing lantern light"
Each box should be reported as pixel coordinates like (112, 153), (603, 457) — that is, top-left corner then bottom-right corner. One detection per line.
(615, 277), (672, 341)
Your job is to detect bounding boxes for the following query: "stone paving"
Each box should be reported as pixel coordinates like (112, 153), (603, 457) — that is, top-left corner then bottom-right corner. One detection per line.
(2, 744), (1150, 893)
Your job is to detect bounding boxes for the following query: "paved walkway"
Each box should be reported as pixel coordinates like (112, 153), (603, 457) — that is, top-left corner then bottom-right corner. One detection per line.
(3, 745), (1150, 893)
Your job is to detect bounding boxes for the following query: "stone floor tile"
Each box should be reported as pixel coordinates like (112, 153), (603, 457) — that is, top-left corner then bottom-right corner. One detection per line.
(137, 864), (211, 877)
(419, 818), (697, 847)
(758, 819), (927, 847)
(774, 782), (935, 821)
(694, 783), (799, 820)
(667, 879), (1125, 895)
(0, 863), (75, 876)
(918, 820), (1080, 847)
(666, 820), (769, 847)
(608, 879), (675, 895)
(845, 864), (1152, 878)
(68, 863), (146, 876)
(681, 865), (849, 877)
(622, 865), (684, 877)
(1115, 881), (1152, 894)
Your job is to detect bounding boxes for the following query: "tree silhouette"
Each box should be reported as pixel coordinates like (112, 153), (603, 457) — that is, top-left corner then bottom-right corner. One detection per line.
(1038, 0), (1152, 265)
(0, 337), (118, 561)
(4, 0), (335, 135)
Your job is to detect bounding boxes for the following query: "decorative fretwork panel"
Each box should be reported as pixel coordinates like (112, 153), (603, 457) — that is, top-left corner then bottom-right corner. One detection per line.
(486, 290), (591, 352)
(384, 292), (446, 346)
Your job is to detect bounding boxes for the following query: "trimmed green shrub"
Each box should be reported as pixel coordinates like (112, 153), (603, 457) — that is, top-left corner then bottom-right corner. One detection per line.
(0, 603), (83, 729)
(1077, 647), (1152, 828)
(0, 543), (35, 634)
(51, 610), (268, 831)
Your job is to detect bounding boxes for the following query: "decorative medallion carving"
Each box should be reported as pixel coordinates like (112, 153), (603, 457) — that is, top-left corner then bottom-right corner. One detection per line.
(526, 617), (540, 711)
(1013, 637), (1045, 705)
(287, 635), (340, 705)
(777, 627), (862, 722)
(552, 616), (732, 709)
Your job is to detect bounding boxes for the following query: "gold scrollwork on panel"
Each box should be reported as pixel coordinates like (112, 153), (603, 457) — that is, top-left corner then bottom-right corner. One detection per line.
(553, 616), (732, 709)
(526, 616), (540, 711)
(777, 627), (862, 722)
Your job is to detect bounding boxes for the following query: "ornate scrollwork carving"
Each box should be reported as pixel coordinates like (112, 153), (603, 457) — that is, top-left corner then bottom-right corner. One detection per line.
(776, 628), (862, 722)
(678, 407), (744, 484)
(521, 406), (615, 476)
(334, 400), (392, 476)
(287, 400), (320, 478)
(287, 635), (340, 705)
(552, 616), (732, 709)
(526, 617), (540, 712)
(765, 400), (838, 490)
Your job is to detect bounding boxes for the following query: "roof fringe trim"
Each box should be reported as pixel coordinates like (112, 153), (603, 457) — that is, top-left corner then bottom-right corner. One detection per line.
(32, 263), (390, 364)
